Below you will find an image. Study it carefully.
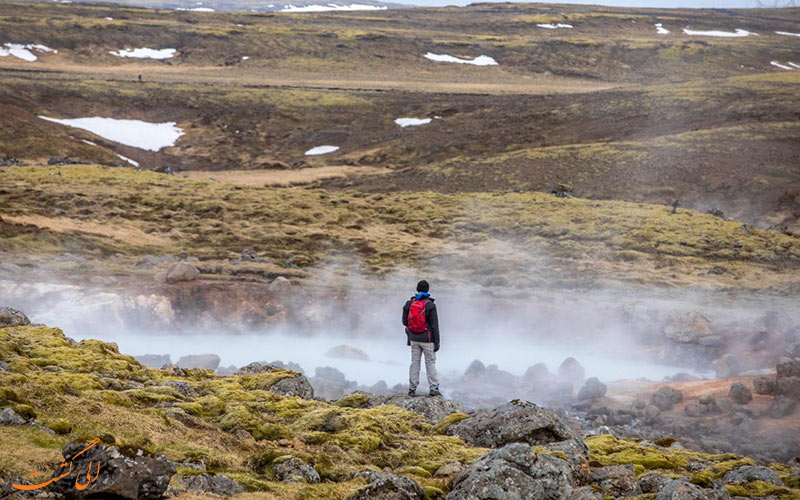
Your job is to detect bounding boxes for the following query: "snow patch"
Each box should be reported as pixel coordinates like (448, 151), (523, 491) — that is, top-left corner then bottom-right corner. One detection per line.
(0, 43), (53, 62)
(109, 48), (176, 59)
(424, 52), (497, 66)
(177, 7), (215, 11)
(775, 31), (800, 37)
(536, 23), (572, 29)
(242, 56), (250, 60)
(281, 4), (387, 12)
(116, 154), (140, 167)
(81, 139), (98, 146)
(770, 61), (795, 70)
(395, 117), (432, 127)
(305, 145), (339, 156)
(682, 28), (754, 37)
(105, 17), (113, 20)
(790, 63), (800, 69)
(655, 23), (670, 35)
(39, 116), (184, 152)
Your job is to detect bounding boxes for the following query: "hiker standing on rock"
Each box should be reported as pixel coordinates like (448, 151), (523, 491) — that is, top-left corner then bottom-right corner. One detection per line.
(403, 280), (441, 397)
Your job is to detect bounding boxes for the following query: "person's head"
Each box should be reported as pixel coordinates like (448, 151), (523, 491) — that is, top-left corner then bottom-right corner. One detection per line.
(416, 280), (430, 293)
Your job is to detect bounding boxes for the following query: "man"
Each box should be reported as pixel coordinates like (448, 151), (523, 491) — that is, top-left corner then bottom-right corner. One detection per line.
(402, 280), (441, 397)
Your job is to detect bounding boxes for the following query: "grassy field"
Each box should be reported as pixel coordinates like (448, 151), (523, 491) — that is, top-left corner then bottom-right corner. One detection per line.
(1, 165), (799, 290)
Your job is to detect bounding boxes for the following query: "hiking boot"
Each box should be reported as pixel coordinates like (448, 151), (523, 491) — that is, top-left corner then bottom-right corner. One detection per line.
(429, 388), (442, 397)
(408, 388), (416, 397)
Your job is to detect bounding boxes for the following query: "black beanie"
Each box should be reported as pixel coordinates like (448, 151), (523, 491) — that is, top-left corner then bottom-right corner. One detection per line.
(416, 280), (430, 293)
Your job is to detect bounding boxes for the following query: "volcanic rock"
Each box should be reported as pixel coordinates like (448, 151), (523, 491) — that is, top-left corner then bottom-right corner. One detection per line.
(446, 442), (574, 500)
(655, 479), (729, 499)
(384, 394), (464, 424)
(165, 262), (200, 283)
(577, 377), (607, 401)
(134, 354), (171, 368)
(350, 471), (424, 500)
(464, 359), (486, 378)
(713, 354), (741, 378)
(722, 465), (782, 486)
(767, 396), (798, 418)
(268, 276), (292, 291)
(50, 441), (175, 499)
(589, 464), (637, 497)
(0, 407), (27, 426)
(325, 345), (370, 362)
(651, 386), (683, 411)
(558, 357), (585, 383)
(753, 376), (776, 395)
(728, 382), (752, 405)
(0, 307), (30, 328)
(177, 473), (244, 496)
(274, 457), (320, 483)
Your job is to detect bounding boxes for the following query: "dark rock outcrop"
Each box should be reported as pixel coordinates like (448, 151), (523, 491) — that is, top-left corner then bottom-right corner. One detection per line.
(176, 473), (244, 496)
(722, 465), (782, 486)
(0, 307), (30, 328)
(273, 457), (320, 483)
(447, 400), (575, 448)
(446, 442), (574, 500)
(558, 357), (585, 383)
(349, 471), (424, 500)
(753, 376), (776, 395)
(651, 386), (683, 411)
(589, 464), (637, 497)
(655, 479), (730, 499)
(577, 377), (607, 401)
(50, 441), (176, 499)
(661, 313), (722, 368)
(384, 394), (464, 424)
(727, 382), (752, 405)
(134, 354), (171, 368)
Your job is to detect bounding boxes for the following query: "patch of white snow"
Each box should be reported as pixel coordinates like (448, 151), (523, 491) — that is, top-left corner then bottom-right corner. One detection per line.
(536, 23), (572, 29)
(775, 31), (800, 37)
(281, 4), (387, 12)
(682, 28), (754, 37)
(304, 145), (339, 156)
(0, 43), (53, 62)
(424, 52), (497, 66)
(395, 117), (432, 127)
(655, 23), (670, 35)
(771, 61), (794, 70)
(116, 154), (140, 167)
(39, 116), (184, 152)
(109, 48), (176, 59)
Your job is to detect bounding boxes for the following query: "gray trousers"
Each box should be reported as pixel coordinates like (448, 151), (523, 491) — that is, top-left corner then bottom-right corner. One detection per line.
(409, 341), (438, 390)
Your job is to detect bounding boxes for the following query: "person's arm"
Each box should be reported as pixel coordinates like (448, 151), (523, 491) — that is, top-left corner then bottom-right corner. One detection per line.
(428, 303), (440, 351)
(402, 300), (410, 327)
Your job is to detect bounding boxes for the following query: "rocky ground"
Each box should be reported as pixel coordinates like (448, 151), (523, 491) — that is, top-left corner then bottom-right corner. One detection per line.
(1, 308), (800, 499)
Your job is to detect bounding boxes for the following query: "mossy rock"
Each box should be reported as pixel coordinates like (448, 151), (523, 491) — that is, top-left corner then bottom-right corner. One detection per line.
(725, 480), (793, 498)
(47, 419), (72, 435)
(336, 393), (369, 408)
(586, 435), (689, 470)
(433, 413), (468, 435)
(398, 465), (431, 478)
(424, 486), (445, 499)
(13, 404), (37, 420)
(0, 388), (22, 403)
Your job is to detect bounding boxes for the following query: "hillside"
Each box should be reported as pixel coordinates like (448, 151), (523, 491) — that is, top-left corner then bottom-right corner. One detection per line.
(0, 2), (799, 227)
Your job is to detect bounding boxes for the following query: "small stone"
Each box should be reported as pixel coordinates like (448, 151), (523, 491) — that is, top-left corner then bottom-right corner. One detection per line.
(274, 457), (320, 483)
(434, 462), (464, 477)
(651, 386), (683, 411)
(0, 407), (27, 426)
(753, 376), (776, 395)
(577, 377), (608, 401)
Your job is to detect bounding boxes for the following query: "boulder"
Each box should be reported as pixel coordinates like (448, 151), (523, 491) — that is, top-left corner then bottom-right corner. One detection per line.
(727, 382), (752, 405)
(273, 457), (320, 483)
(464, 359), (486, 378)
(655, 479), (730, 500)
(134, 354), (171, 368)
(776, 376), (800, 398)
(753, 376), (775, 395)
(523, 363), (549, 382)
(161, 380), (197, 397)
(0, 407), (27, 426)
(176, 354), (221, 371)
(767, 396), (798, 418)
(722, 465), (782, 486)
(589, 464), (637, 497)
(268, 276), (292, 291)
(270, 375), (314, 399)
(661, 313), (723, 367)
(777, 357), (800, 379)
(446, 400), (581, 450)
(446, 442), (574, 500)
(384, 394), (464, 424)
(163, 262), (199, 283)
(577, 377), (607, 401)
(50, 441), (175, 499)
(315, 366), (347, 382)
(713, 354), (741, 378)
(639, 472), (670, 493)
(350, 471), (424, 500)
(0, 307), (30, 328)
(177, 473), (244, 496)
(236, 362), (282, 375)
(651, 386), (683, 411)
(558, 357), (585, 383)
(325, 345), (370, 362)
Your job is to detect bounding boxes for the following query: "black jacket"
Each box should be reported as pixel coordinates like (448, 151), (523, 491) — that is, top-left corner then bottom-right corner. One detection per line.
(402, 296), (440, 350)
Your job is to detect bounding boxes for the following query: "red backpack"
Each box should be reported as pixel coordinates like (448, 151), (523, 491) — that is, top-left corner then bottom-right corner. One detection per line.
(407, 299), (429, 334)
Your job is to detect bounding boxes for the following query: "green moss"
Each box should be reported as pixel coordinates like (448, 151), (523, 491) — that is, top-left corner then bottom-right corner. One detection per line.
(398, 465), (432, 478)
(433, 413), (468, 435)
(424, 485), (445, 499)
(336, 393), (369, 408)
(586, 435), (689, 470)
(47, 419), (72, 435)
(654, 437), (677, 447)
(725, 480), (793, 498)
(13, 404), (37, 420)
(0, 387), (22, 403)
